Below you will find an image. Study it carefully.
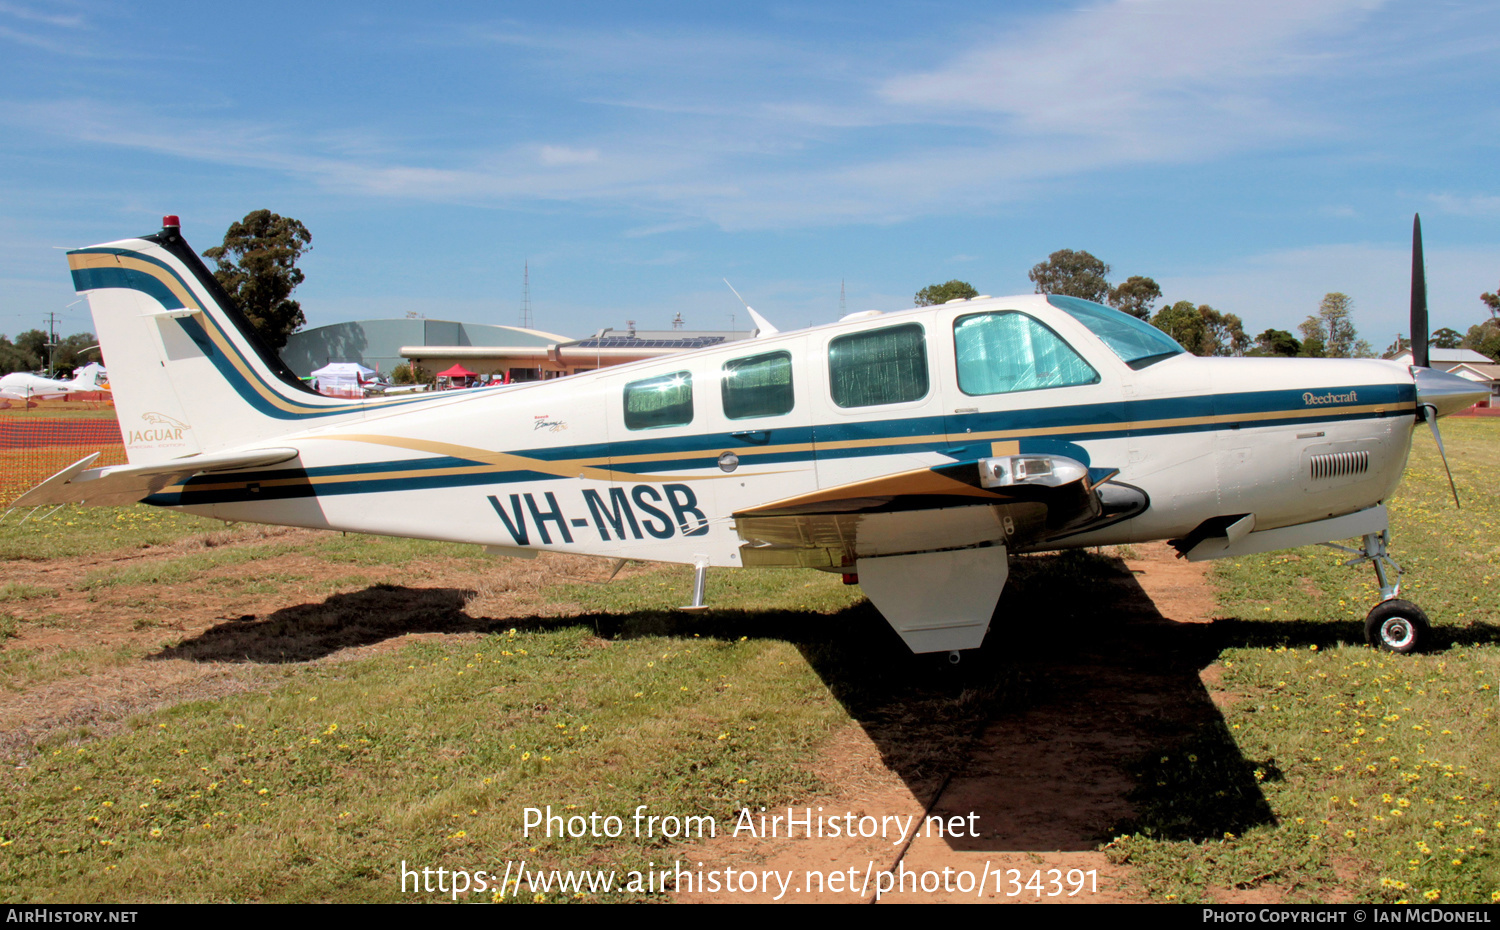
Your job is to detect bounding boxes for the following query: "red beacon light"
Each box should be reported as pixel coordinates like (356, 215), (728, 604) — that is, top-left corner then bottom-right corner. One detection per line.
(162, 215), (180, 228)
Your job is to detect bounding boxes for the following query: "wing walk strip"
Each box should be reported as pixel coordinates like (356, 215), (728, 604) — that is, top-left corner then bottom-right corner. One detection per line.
(147, 401), (1403, 502)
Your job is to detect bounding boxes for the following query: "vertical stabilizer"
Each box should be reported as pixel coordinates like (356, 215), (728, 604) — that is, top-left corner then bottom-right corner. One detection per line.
(67, 217), (363, 464)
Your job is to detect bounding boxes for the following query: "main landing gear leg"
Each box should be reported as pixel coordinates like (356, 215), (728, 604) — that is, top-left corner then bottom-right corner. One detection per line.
(1323, 530), (1430, 655)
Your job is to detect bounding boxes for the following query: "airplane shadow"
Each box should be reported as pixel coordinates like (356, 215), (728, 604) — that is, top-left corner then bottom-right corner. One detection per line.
(151, 584), (483, 663)
(152, 553), (1498, 850)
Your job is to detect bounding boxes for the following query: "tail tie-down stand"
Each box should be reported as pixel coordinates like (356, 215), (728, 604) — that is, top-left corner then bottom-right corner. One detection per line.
(679, 559), (709, 612)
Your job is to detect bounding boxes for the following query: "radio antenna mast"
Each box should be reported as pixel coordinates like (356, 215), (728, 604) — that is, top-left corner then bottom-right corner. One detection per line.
(519, 261), (533, 329)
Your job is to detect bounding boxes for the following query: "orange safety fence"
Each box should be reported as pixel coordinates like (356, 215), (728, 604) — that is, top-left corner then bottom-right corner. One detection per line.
(0, 418), (127, 506)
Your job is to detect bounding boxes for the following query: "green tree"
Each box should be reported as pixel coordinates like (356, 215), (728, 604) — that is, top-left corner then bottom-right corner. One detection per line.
(1384, 335), (1411, 358)
(202, 210), (313, 351)
(51, 332), (98, 376)
(1298, 323), (1326, 358)
(13, 329), (48, 364)
(1150, 301), (1244, 357)
(1028, 250), (1111, 303)
(1107, 275), (1162, 320)
(1151, 301), (1205, 354)
(1300, 293), (1365, 358)
(1430, 327), (1464, 350)
(1202, 306), (1247, 357)
(1251, 328), (1301, 358)
(1482, 281), (1499, 319)
(391, 363), (434, 386)
(1463, 320), (1500, 362)
(0, 335), (40, 375)
(913, 280), (978, 307)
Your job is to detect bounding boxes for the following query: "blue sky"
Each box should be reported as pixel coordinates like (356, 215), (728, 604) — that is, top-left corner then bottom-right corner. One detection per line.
(1, 0), (1497, 350)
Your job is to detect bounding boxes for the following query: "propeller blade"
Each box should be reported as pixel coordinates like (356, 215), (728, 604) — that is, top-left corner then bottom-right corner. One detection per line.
(1411, 213), (1429, 368)
(1421, 404), (1461, 508)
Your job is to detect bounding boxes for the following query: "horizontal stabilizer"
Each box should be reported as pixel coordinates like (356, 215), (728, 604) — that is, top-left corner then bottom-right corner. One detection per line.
(13, 448), (301, 507)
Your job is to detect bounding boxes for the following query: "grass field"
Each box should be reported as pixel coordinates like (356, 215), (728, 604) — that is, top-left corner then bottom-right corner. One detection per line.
(0, 400), (118, 420)
(1112, 418), (1500, 903)
(0, 418), (1495, 903)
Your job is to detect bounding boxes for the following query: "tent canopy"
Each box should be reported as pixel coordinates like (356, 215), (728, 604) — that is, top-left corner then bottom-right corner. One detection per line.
(437, 363), (476, 378)
(310, 362), (375, 380)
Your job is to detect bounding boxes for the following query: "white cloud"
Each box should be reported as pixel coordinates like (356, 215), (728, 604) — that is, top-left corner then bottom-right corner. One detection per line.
(537, 145), (601, 167)
(2, 2), (1479, 235)
(880, 0), (1382, 154)
(1429, 193), (1500, 216)
(0, 2), (86, 29)
(1159, 241), (1500, 340)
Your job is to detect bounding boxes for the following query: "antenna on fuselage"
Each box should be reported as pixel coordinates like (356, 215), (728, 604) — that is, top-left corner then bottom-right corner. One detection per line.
(722, 279), (780, 338)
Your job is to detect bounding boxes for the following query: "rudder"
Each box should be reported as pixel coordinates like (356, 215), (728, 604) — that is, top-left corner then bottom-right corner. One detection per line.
(67, 217), (362, 465)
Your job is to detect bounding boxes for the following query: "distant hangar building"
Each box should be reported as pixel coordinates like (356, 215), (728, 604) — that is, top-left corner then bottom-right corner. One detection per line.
(281, 319), (751, 382)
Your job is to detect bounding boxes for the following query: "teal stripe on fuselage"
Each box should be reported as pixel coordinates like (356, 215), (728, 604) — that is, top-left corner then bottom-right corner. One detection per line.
(139, 381), (1414, 508)
(71, 247), (451, 420)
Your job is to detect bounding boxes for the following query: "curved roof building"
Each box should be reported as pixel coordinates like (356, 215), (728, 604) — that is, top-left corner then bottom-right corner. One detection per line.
(280, 319), (753, 381)
(280, 319), (567, 378)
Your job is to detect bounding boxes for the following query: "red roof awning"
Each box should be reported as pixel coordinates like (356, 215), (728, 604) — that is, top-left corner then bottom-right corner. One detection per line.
(437, 364), (476, 378)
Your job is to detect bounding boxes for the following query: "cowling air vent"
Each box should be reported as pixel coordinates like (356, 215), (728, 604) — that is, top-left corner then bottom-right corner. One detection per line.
(1310, 450), (1369, 480)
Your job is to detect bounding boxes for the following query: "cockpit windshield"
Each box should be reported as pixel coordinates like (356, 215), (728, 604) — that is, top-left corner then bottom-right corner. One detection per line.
(1045, 295), (1185, 369)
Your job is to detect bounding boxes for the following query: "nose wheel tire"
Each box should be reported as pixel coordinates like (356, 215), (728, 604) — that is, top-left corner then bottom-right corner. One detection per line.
(1364, 599), (1430, 654)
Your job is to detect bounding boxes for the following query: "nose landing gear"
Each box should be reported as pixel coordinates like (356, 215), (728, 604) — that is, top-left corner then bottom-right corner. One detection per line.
(1364, 599), (1430, 654)
(1323, 529), (1430, 654)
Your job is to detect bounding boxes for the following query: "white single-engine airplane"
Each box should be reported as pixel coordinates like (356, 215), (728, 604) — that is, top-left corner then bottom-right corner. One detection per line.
(0, 364), (109, 402)
(18, 216), (1486, 658)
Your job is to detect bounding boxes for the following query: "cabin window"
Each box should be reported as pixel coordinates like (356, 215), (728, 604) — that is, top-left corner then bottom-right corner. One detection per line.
(953, 312), (1099, 396)
(1045, 295), (1184, 369)
(624, 371), (693, 430)
(828, 323), (929, 408)
(721, 351), (794, 419)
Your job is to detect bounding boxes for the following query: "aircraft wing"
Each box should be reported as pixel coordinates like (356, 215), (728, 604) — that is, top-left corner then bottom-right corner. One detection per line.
(732, 455), (1147, 568)
(12, 448), (302, 508)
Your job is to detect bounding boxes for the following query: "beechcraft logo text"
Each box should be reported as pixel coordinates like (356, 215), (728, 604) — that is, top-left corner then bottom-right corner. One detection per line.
(1303, 390), (1358, 405)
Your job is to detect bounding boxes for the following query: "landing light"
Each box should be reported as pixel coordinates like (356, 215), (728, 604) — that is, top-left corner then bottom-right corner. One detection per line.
(978, 454), (1087, 489)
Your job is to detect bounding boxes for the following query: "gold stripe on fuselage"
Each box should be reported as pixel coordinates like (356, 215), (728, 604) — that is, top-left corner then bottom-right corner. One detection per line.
(296, 400), (1400, 489)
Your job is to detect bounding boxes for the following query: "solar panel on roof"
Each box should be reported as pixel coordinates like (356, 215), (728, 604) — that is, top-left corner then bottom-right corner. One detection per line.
(574, 336), (726, 349)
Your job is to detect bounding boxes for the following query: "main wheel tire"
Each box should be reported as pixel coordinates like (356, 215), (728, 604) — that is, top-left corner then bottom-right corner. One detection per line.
(1364, 599), (1430, 654)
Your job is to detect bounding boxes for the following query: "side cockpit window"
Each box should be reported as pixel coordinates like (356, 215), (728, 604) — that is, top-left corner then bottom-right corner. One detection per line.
(624, 371), (693, 430)
(828, 323), (929, 408)
(953, 312), (1099, 396)
(1045, 295), (1184, 369)
(722, 351), (794, 419)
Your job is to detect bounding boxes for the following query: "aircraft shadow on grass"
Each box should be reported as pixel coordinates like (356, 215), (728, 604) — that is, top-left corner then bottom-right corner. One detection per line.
(151, 551), (1497, 850)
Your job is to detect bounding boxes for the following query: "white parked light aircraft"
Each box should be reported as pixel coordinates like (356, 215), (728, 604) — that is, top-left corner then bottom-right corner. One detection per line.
(18, 217), (1486, 658)
(0, 364), (108, 402)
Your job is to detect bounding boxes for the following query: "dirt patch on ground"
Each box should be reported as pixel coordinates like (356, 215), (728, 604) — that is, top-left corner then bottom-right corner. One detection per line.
(0, 525), (646, 759)
(677, 543), (1229, 904)
(3, 527), (1250, 904)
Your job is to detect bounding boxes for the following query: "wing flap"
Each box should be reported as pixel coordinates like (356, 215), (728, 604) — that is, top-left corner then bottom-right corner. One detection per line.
(733, 455), (1149, 567)
(13, 448), (301, 507)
